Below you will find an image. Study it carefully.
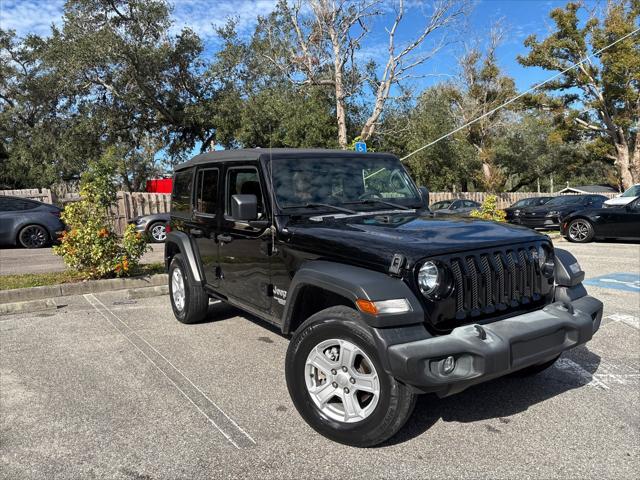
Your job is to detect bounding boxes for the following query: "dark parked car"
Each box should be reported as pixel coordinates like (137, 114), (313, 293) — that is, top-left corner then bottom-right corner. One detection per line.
(129, 213), (170, 242)
(504, 196), (554, 223)
(0, 196), (65, 248)
(561, 197), (640, 243)
(430, 199), (481, 216)
(518, 194), (607, 229)
(163, 148), (602, 447)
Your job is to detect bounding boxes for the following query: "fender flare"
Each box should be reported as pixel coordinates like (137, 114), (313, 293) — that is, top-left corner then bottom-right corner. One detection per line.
(164, 231), (204, 284)
(281, 260), (425, 334)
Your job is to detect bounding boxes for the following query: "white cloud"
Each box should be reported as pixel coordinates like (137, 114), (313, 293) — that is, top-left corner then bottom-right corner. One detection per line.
(0, 0), (277, 41)
(0, 0), (65, 37)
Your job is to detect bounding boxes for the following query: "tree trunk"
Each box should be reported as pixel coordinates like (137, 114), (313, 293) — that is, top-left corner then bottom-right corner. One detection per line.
(615, 142), (635, 190)
(334, 78), (348, 149)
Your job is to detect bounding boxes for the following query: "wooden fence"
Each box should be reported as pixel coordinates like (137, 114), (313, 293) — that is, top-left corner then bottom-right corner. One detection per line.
(1, 188), (619, 234)
(0, 188), (54, 204)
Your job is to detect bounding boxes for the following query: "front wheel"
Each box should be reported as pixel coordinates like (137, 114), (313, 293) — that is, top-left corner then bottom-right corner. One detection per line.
(18, 224), (49, 248)
(566, 219), (594, 243)
(285, 306), (416, 447)
(148, 222), (167, 243)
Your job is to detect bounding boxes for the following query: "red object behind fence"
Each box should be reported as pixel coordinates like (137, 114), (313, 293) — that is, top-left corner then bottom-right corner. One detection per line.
(146, 178), (173, 193)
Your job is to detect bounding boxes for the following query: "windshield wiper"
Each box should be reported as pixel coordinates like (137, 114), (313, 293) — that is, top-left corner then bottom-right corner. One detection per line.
(284, 202), (357, 214)
(344, 199), (411, 211)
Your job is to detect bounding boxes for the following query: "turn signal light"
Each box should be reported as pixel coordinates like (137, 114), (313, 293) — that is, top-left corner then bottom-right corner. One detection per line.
(356, 299), (378, 315)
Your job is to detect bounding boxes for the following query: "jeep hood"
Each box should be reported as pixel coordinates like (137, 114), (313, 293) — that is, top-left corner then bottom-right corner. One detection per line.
(285, 212), (547, 272)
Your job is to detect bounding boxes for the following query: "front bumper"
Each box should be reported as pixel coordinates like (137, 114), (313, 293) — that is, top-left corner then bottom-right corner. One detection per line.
(128, 218), (149, 234)
(519, 216), (560, 229)
(383, 296), (603, 396)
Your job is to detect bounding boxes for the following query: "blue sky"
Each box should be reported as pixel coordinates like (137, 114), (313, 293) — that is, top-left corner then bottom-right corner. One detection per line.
(1, 0), (597, 92)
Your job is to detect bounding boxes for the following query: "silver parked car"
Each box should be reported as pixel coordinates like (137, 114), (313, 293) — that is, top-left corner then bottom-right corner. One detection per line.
(430, 199), (481, 216)
(129, 213), (170, 242)
(0, 196), (65, 248)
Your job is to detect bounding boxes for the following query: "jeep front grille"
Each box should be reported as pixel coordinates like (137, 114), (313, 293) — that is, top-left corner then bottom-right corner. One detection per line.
(420, 242), (553, 330)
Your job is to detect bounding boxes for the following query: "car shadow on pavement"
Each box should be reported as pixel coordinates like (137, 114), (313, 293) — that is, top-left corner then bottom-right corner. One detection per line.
(382, 345), (602, 446)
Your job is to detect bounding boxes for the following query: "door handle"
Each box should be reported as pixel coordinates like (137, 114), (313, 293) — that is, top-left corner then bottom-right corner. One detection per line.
(217, 234), (233, 243)
(190, 228), (204, 237)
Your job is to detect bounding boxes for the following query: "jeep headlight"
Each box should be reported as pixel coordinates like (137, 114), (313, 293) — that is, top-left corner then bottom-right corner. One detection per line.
(418, 261), (452, 298)
(537, 245), (555, 277)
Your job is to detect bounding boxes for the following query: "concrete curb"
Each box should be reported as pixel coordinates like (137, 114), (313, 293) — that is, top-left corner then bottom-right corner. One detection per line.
(0, 298), (58, 316)
(0, 274), (168, 305)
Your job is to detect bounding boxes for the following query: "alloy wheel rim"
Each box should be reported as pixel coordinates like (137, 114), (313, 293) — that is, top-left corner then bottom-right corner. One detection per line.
(21, 226), (47, 248)
(151, 224), (166, 241)
(171, 268), (186, 311)
(569, 221), (589, 241)
(305, 338), (380, 423)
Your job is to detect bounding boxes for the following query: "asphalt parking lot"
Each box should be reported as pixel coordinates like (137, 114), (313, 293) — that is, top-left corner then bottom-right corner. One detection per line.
(1, 241), (638, 479)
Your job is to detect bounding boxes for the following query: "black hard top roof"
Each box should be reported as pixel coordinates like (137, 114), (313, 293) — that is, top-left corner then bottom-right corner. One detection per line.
(175, 148), (397, 171)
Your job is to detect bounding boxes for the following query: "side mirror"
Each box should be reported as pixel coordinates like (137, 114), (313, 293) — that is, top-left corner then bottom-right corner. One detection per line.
(231, 194), (257, 221)
(418, 186), (429, 207)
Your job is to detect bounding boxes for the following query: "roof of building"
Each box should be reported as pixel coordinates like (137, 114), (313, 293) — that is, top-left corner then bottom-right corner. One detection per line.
(557, 184), (618, 194)
(174, 148), (396, 170)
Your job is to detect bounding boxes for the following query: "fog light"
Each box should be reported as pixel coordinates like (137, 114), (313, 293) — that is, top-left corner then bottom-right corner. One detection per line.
(442, 356), (456, 375)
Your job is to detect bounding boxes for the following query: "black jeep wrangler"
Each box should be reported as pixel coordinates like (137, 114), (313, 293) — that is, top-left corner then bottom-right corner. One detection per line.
(165, 149), (603, 447)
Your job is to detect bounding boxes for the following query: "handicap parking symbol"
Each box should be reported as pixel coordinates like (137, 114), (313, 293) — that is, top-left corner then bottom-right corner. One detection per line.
(584, 273), (640, 293)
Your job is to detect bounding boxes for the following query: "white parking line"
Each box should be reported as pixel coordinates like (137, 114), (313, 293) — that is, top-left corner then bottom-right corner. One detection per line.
(554, 358), (610, 390)
(605, 313), (640, 330)
(84, 293), (256, 449)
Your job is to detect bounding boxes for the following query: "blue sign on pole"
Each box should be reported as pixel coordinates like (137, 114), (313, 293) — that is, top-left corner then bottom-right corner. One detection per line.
(355, 141), (367, 153)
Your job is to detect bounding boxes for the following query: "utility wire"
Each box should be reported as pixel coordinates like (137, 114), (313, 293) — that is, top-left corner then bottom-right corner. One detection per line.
(400, 26), (640, 162)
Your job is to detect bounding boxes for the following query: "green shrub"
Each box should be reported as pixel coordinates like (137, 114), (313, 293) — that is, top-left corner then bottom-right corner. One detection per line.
(469, 195), (507, 222)
(53, 150), (149, 278)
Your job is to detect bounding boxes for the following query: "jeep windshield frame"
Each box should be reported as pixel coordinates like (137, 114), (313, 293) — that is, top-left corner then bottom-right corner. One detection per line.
(270, 155), (422, 214)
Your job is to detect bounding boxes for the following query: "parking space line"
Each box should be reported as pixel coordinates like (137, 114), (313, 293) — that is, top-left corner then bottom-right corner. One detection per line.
(84, 293), (256, 449)
(554, 358), (610, 390)
(604, 313), (640, 330)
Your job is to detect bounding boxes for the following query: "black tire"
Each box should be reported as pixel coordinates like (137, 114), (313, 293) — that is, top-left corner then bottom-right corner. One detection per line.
(566, 218), (594, 243)
(285, 306), (416, 447)
(513, 354), (561, 377)
(17, 224), (49, 248)
(148, 222), (167, 243)
(168, 254), (209, 324)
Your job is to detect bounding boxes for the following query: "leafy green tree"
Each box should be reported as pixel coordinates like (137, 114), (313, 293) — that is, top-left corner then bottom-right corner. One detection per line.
(518, 0), (640, 189)
(383, 85), (479, 191)
(450, 26), (518, 190)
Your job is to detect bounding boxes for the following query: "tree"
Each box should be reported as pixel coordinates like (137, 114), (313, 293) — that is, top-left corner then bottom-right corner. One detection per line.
(518, 0), (640, 189)
(385, 84), (479, 191)
(259, 0), (468, 148)
(449, 25), (518, 190)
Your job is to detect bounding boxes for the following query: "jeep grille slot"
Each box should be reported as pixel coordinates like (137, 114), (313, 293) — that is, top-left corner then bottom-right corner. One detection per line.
(437, 243), (549, 325)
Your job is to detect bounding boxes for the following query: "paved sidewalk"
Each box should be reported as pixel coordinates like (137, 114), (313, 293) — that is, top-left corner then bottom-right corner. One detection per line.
(0, 245), (164, 275)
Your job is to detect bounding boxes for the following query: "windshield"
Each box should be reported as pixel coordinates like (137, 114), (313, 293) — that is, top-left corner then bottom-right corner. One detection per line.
(272, 156), (421, 210)
(512, 199), (528, 207)
(546, 195), (584, 205)
(621, 185), (640, 197)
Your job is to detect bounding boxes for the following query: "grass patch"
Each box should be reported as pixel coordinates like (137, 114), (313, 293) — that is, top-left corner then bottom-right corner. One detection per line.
(0, 263), (165, 291)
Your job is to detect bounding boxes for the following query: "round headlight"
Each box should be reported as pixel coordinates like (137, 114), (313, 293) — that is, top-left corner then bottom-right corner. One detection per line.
(418, 261), (441, 296)
(538, 245), (555, 277)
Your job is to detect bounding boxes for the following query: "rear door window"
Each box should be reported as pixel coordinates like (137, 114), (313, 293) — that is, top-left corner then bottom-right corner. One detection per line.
(194, 168), (219, 216)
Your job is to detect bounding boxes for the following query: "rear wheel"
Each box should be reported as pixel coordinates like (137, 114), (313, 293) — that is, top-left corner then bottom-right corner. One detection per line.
(169, 254), (209, 324)
(18, 224), (49, 248)
(285, 306), (416, 447)
(566, 219), (594, 243)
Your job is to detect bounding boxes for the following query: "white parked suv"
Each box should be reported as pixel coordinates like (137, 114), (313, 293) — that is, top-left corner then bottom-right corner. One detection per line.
(604, 184), (640, 208)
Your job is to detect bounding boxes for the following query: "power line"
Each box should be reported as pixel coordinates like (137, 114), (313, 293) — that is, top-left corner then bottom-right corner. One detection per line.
(400, 26), (640, 162)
